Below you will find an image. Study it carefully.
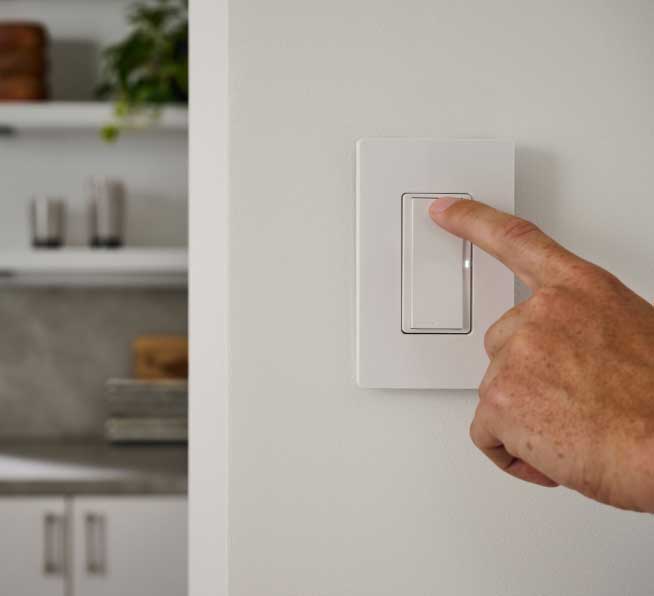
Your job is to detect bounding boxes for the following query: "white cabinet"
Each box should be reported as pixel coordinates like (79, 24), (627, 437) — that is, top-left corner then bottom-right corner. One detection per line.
(0, 496), (186, 596)
(72, 497), (187, 596)
(0, 498), (67, 596)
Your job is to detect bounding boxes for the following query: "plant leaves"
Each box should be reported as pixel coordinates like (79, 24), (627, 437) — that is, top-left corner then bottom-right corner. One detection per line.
(97, 0), (188, 141)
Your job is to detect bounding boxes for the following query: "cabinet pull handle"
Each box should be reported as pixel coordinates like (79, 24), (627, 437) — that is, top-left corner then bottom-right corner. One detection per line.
(85, 513), (107, 575)
(43, 513), (65, 576)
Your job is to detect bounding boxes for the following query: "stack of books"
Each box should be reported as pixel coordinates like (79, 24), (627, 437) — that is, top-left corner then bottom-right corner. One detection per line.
(104, 379), (188, 444)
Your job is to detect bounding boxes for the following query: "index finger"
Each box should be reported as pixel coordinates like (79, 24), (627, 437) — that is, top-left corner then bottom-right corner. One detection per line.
(429, 197), (573, 289)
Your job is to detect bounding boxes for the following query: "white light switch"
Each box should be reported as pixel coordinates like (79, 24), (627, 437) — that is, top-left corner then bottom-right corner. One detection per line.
(356, 138), (515, 389)
(402, 194), (471, 334)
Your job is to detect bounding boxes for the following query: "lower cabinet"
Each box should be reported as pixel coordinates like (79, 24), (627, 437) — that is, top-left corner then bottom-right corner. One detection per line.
(0, 497), (67, 596)
(0, 496), (187, 596)
(72, 497), (188, 596)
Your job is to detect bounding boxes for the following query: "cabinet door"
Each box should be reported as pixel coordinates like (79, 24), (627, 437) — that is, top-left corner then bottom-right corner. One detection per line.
(0, 497), (67, 596)
(72, 496), (187, 596)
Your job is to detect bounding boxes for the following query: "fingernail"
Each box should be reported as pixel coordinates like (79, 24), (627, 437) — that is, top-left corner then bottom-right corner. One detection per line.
(430, 196), (461, 215)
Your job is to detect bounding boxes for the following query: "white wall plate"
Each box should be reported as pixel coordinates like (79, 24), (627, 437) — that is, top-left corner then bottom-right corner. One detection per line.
(356, 138), (515, 389)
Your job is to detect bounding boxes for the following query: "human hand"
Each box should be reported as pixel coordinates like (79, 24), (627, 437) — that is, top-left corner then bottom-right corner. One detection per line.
(430, 197), (654, 512)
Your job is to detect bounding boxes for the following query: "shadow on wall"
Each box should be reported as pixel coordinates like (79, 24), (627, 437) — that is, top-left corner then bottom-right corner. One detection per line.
(514, 144), (649, 301)
(50, 39), (100, 101)
(514, 145), (562, 304)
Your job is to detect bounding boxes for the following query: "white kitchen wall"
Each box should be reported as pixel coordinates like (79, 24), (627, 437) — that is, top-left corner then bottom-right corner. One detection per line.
(228, 1), (654, 595)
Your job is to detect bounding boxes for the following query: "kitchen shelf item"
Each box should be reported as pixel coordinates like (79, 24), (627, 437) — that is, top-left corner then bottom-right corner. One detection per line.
(29, 196), (65, 248)
(0, 75), (46, 101)
(105, 417), (188, 443)
(0, 48), (46, 74)
(88, 177), (126, 247)
(0, 23), (47, 49)
(0, 22), (48, 100)
(104, 378), (188, 444)
(105, 379), (188, 418)
(132, 335), (188, 380)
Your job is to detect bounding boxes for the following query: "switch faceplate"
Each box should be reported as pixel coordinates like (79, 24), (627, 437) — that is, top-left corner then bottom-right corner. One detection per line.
(356, 139), (515, 389)
(401, 193), (472, 334)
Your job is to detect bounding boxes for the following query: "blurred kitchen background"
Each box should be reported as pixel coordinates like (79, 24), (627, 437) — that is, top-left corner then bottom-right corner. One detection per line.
(0, 1), (188, 594)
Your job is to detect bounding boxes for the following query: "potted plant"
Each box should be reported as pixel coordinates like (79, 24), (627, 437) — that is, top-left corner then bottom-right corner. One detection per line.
(96, 0), (188, 141)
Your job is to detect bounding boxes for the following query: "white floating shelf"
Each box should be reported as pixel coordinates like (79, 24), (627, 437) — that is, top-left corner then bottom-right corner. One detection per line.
(0, 102), (188, 132)
(0, 248), (188, 287)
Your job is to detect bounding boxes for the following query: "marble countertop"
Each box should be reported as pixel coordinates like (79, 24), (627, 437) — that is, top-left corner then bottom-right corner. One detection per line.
(0, 441), (187, 496)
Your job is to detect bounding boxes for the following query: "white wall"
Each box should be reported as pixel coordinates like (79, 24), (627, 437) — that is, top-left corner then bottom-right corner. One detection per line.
(228, 1), (654, 595)
(189, 1), (228, 595)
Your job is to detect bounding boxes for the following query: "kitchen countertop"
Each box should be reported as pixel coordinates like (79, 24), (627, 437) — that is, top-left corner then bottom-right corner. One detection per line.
(0, 441), (187, 496)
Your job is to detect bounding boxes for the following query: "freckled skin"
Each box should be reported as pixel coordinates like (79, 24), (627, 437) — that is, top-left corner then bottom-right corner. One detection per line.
(430, 198), (654, 512)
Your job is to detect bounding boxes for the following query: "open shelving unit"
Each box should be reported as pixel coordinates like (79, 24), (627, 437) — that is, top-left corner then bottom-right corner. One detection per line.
(0, 248), (188, 287)
(0, 2), (189, 287)
(0, 102), (188, 134)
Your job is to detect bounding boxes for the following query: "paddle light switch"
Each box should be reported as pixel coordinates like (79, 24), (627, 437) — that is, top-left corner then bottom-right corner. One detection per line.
(401, 194), (472, 334)
(356, 138), (515, 389)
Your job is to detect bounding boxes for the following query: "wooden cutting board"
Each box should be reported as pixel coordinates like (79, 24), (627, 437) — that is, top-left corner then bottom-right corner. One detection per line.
(132, 335), (189, 380)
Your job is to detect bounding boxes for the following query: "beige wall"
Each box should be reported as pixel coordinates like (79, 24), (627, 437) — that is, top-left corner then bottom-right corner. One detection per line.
(229, 2), (654, 594)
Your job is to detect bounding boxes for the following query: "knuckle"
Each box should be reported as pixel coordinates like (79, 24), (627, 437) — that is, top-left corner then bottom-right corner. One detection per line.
(478, 369), (492, 396)
(483, 321), (500, 356)
(484, 306), (522, 356)
(569, 262), (600, 285)
(496, 217), (542, 246)
(469, 404), (490, 447)
(480, 377), (508, 409)
(508, 325), (541, 358)
(589, 267), (623, 293)
(469, 418), (481, 446)
(559, 258), (617, 291)
(527, 286), (564, 315)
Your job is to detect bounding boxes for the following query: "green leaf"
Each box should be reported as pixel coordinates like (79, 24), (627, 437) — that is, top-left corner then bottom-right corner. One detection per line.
(100, 125), (120, 142)
(97, 0), (188, 141)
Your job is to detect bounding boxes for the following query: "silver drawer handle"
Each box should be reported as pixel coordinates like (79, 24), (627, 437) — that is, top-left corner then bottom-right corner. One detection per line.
(43, 513), (65, 576)
(85, 512), (107, 575)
